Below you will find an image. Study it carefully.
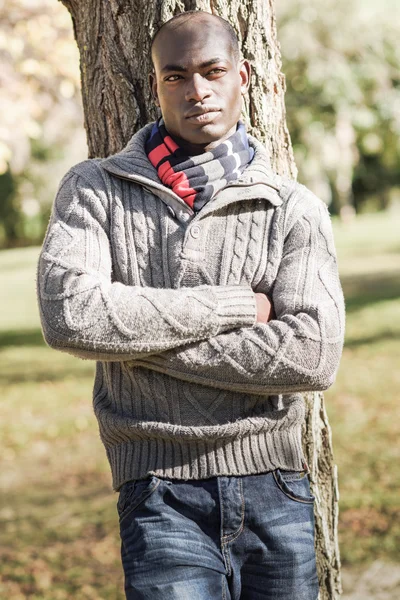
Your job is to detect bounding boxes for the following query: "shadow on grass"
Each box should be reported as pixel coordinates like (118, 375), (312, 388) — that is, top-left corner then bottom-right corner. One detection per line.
(2, 478), (113, 513)
(345, 330), (400, 348)
(0, 328), (45, 348)
(0, 368), (94, 385)
(0, 328), (94, 384)
(341, 271), (400, 313)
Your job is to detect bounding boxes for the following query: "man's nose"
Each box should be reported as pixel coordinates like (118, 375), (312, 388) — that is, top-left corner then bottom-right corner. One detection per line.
(185, 73), (211, 102)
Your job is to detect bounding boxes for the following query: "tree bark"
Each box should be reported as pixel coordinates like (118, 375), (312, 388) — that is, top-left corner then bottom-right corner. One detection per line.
(60, 0), (342, 596)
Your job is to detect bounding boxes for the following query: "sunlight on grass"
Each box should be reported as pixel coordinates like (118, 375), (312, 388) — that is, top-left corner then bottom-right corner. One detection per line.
(327, 211), (400, 565)
(0, 248), (122, 599)
(0, 211), (399, 597)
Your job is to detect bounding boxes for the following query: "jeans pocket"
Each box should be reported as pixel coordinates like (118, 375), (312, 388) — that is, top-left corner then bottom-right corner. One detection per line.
(273, 469), (315, 504)
(117, 476), (161, 523)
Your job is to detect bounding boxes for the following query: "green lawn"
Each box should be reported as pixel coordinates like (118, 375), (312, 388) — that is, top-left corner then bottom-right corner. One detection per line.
(325, 210), (400, 564)
(1, 210), (399, 598)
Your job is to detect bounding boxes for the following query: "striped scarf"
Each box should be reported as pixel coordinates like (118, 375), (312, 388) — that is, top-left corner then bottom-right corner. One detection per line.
(145, 118), (254, 212)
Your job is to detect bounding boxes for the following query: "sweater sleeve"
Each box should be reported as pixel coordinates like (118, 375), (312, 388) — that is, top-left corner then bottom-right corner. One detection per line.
(133, 195), (345, 394)
(37, 165), (256, 361)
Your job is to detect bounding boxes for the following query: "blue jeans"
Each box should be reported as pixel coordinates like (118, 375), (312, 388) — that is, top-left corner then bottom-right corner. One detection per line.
(117, 470), (319, 599)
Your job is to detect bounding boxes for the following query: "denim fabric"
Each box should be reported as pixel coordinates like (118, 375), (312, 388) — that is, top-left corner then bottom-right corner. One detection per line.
(117, 470), (319, 599)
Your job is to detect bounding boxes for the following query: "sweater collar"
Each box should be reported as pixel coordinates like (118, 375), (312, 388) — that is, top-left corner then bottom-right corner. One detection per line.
(101, 122), (283, 214)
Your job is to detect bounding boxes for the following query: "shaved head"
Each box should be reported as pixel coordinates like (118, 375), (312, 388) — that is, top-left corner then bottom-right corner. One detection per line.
(151, 11), (240, 66)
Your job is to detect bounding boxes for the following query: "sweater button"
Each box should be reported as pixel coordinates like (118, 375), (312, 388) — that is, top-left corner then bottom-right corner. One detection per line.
(180, 212), (190, 222)
(190, 224), (201, 239)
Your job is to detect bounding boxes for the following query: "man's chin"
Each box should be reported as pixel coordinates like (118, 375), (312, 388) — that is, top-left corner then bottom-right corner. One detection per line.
(181, 122), (235, 148)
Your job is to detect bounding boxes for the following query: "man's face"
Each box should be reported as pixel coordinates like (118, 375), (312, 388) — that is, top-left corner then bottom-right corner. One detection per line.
(151, 19), (250, 151)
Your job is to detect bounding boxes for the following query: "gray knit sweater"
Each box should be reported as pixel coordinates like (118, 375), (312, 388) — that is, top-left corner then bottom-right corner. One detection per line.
(37, 123), (345, 491)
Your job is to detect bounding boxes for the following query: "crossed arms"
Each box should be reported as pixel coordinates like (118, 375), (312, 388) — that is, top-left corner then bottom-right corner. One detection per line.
(37, 165), (345, 396)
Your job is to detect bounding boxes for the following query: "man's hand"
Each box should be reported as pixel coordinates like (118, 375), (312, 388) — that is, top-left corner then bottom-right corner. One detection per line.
(255, 293), (275, 324)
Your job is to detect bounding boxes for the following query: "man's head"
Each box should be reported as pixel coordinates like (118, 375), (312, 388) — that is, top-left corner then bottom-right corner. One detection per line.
(150, 11), (250, 153)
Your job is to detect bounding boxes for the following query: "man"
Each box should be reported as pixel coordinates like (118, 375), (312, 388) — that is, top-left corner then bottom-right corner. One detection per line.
(37, 10), (345, 600)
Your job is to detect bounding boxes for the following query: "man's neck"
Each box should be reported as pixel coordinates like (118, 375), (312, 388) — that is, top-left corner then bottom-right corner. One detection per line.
(167, 124), (238, 156)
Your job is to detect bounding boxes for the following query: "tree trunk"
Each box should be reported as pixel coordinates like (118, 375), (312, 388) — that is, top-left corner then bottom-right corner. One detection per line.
(60, 0), (342, 596)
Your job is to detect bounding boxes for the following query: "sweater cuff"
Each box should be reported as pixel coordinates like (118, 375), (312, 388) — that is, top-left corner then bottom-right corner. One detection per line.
(214, 286), (257, 331)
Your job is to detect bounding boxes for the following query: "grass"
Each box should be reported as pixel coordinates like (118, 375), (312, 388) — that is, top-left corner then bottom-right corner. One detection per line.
(325, 209), (400, 565)
(0, 209), (399, 597)
(0, 248), (121, 599)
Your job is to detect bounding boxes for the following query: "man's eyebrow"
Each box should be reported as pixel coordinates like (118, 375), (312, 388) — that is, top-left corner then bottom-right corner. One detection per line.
(161, 58), (227, 73)
(161, 64), (187, 73)
(199, 57), (227, 68)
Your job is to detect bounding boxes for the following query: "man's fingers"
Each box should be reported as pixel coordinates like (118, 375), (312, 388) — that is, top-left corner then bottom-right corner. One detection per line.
(255, 293), (274, 324)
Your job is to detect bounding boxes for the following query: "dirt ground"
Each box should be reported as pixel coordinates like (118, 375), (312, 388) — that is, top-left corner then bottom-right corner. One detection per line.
(342, 562), (400, 600)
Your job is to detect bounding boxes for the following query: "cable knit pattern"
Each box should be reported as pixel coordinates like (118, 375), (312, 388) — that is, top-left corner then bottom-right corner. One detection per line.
(37, 122), (345, 490)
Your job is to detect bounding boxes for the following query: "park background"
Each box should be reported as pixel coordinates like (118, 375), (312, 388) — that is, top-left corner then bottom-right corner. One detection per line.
(0, 0), (399, 598)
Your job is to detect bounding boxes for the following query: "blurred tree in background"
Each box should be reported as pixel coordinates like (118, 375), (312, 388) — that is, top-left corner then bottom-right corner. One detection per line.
(0, 0), (85, 247)
(277, 0), (400, 216)
(0, 0), (399, 247)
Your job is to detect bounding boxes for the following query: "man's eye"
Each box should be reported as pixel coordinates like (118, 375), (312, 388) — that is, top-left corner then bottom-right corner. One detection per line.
(208, 68), (225, 75)
(165, 75), (182, 82)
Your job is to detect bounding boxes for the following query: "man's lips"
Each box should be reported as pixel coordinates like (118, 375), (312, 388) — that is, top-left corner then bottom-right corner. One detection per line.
(185, 105), (221, 119)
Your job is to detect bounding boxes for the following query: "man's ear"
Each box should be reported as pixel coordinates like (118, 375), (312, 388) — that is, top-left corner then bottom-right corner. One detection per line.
(239, 59), (251, 95)
(149, 72), (160, 106)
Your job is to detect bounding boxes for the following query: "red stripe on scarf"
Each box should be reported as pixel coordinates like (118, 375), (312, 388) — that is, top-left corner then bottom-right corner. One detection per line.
(156, 160), (197, 209)
(148, 145), (170, 165)
(163, 135), (179, 153)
